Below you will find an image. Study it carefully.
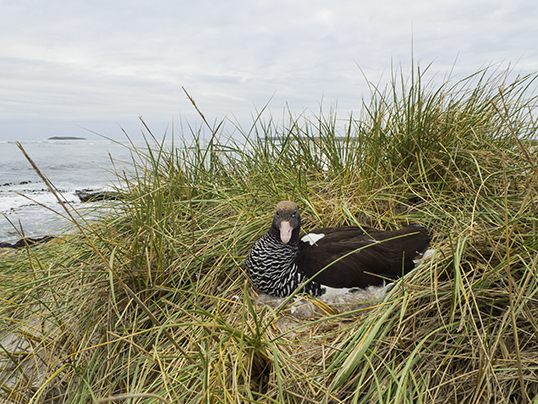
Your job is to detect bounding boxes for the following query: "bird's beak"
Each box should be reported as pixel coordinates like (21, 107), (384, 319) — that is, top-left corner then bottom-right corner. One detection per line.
(280, 221), (292, 244)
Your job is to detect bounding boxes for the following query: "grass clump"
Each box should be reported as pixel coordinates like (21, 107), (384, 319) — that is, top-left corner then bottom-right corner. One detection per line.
(2, 64), (538, 403)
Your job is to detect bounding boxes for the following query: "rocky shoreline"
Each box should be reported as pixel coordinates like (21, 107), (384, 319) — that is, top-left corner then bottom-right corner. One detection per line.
(0, 236), (55, 249)
(1, 189), (122, 247)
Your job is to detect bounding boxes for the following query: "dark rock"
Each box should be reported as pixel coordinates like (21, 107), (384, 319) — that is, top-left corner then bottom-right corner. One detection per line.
(48, 136), (86, 140)
(75, 189), (123, 202)
(0, 236), (55, 249)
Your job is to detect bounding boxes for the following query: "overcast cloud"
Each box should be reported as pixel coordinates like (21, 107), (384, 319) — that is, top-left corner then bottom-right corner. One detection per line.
(1, 0), (537, 140)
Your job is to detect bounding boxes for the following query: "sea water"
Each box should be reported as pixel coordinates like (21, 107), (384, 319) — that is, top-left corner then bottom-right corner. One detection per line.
(0, 138), (144, 243)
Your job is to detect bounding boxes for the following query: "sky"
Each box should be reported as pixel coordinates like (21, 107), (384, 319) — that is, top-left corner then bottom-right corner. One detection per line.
(1, 0), (537, 141)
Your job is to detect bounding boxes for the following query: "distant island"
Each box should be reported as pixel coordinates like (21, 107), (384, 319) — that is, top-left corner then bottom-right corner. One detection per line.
(47, 136), (86, 140)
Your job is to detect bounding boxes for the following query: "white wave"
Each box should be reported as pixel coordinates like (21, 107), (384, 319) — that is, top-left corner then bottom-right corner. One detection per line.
(0, 190), (80, 213)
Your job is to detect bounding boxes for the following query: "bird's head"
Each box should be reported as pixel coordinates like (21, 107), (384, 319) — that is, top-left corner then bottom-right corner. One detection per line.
(272, 201), (301, 244)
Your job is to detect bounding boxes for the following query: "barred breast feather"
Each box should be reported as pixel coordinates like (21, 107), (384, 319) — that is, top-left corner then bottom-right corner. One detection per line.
(245, 232), (304, 297)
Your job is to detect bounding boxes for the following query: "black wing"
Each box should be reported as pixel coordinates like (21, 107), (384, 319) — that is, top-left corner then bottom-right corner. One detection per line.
(295, 224), (430, 288)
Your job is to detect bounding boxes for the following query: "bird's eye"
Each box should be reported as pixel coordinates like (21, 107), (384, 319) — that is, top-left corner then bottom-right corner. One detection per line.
(292, 211), (297, 217)
(275, 212), (280, 216)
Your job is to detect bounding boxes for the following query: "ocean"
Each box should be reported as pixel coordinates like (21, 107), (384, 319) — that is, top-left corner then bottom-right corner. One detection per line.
(0, 138), (145, 243)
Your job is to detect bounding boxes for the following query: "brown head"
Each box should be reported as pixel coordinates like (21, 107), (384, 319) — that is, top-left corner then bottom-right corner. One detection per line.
(271, 201), (301, 244)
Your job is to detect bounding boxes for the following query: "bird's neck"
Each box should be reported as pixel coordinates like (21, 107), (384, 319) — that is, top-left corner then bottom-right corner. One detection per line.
(268, 225), (301, 245)
(265, 230), (299, 250)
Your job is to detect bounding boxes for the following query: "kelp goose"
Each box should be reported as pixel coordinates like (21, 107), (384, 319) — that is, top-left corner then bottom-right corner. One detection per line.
(246, 201), (430, 299)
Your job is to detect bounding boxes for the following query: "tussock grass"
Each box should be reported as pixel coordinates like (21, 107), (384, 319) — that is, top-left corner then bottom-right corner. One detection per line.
(2, 64), (538, 403)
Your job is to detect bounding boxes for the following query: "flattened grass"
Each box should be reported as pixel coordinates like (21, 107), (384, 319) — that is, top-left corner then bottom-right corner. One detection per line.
(2, 64), (538, 403)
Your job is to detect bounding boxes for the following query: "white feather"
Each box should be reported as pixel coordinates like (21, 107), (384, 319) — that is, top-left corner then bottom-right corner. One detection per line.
(319, 283), (393, 305)
(413, 248), (435, 265)
(301, 233), (325, 246)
